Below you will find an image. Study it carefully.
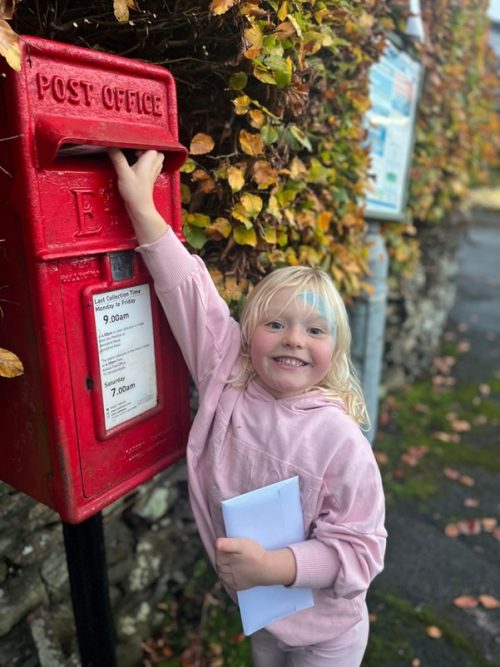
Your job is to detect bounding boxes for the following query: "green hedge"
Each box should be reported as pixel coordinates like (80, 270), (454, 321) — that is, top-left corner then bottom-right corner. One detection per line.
(7, 0), (499, 300)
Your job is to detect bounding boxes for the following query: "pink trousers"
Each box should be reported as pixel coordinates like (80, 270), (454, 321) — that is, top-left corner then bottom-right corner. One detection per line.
(250, 609), (369, 667)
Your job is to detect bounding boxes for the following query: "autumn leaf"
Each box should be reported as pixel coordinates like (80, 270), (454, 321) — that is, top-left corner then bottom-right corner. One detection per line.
(481, 518), (497, 532)
(459, 475), (475, 487)
(253, 160), (278, 189)
(209, 0), (237, 16)
(478, 594), (499, 609)
(0, 347), (23, 377)
(426, 626), (442, 639)
(453, 595), (478, 609)
(190, 133), (215, 155)
(232, 193), (263, 225)
(0, 18), (20, 71)
(243, 22), (263, 59)
(464, 498), (479, 508)
(443, 467), (460, 480)
(113, 0), (139, 23)
(233, 95), (251, 115)
(227, 165), (245, 192)
(239, 130), (264, 157)
(233, 225), (257, 247)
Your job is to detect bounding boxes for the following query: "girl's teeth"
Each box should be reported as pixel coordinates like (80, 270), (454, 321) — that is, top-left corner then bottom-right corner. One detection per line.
(275, 357), (305, 367)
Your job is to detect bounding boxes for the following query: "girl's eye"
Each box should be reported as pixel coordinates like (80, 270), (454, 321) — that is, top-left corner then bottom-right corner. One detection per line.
(265, 321), (284, 330)
(308, 327), (325, 336)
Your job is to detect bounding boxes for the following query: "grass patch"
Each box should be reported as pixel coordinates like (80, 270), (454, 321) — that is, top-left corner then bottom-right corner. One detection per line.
(143, 556), (251, 666)
(364, 590), (497, 667)
(375, 367), (500, 504)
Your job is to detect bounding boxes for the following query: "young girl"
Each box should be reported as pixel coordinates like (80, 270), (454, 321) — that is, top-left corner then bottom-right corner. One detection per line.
(109, 149), (387, 667)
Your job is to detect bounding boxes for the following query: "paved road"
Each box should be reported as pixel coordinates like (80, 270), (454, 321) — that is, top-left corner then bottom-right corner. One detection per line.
(365, 212), (500, 666)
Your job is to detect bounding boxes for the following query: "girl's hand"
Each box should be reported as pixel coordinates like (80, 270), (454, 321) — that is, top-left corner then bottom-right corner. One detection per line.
(215, 538), (297, 591)
(108, 148), (168, 245)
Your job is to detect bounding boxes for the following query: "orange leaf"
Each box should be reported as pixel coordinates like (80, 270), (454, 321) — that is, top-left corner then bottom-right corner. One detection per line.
(0, 347), (23, 377)
(239, 130), (264, 157)
(0, 17), (20, 70)
(443, 467), (460, 480)
(444, 523), (460, 538)
(209, 0), (237, 16)
(190, 133), (215, 155)
(456, 519), (481, 535)
(453, 595), (478, 609)
(459, 475), (475, 487)
(426, 626), (442, 639)
(481, 518), (497, 533)
(478, 594), (499, 609)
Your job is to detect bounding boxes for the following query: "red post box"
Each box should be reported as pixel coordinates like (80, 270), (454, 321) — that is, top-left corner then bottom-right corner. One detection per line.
(0, 36), (191, 523)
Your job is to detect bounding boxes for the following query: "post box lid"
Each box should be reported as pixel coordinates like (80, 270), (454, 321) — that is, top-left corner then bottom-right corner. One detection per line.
(36, 113), (188, 171)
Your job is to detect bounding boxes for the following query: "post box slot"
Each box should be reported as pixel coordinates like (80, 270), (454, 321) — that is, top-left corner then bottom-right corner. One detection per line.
(36, 114), (187, 172)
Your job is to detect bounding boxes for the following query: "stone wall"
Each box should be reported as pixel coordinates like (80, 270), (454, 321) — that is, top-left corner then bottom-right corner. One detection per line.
(0, 215), (468, 667)
(382, 216), (466, 392)
(0, 462), (201, 667)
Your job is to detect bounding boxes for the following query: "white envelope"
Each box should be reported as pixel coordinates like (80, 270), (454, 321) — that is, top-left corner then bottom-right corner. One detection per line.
(221, 476), (314, 635)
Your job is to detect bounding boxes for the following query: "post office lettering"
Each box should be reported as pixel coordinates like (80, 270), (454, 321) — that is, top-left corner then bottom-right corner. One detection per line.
(35, 72), (162, 117)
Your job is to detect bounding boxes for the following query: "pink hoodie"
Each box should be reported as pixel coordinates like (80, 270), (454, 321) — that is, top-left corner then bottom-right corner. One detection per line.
(137, 229), (387, 646)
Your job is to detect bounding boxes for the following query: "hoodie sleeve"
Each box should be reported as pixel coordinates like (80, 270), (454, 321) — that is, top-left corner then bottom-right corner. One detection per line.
(136, 229), (241, 389)
(287, 427), (387, 598)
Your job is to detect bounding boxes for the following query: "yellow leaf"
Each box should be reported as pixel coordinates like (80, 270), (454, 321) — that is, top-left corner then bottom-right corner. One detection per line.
(239, 130), (264, 157)
(233, 225), (257, 247)
(227, 165), (246, 192)
(289, 157), (308, 180)
(240, 193), (263, 217)
(244, 23), (263, 59)
(209, 0), (237, 16)
(277, 1), (288, 21)
(266, 194), (282, 220)
(261, 224), (277, 244)
(233, 95), (251, 115)
(253, 160), (278, 189)
(285, 247), (298, 265)
(0, 347), (23, 378)
(0, 18), (20, 71)
(113, 0), (138, 22)
(317, 211), (332, 232)
(190, 133), (215, 155)
(209, 217), (232, 238)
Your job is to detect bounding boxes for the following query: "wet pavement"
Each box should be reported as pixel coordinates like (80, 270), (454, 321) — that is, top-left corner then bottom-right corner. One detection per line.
(365, 211), (500, 667)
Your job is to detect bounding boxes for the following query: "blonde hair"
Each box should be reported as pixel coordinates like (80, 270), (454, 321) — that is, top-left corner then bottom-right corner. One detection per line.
(233, 265), (370, 429)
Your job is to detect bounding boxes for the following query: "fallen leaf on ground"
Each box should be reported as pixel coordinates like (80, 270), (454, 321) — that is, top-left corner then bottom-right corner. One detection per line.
(434, 431), (461, 443)
(478, 594), (499, 609)
(459, 475), (475, 487)
(443, 467), (460, 480)
(478, 383), (491, 396)
(481, 518), (498, 532)
(453, 595), (478, 608)
(444, 523), (461, 537)
(456, 519), (482, 535)
(464, 498), (479, 508)
(493, 527), (500, 540)
(450, 419), (471, 433)
(401, 445), (428, 467)
(412, 403), (429, 414)
(473, 415), (488, 425)
(457, 322), (468, 332)
(426, 625), (443, 638)
(433, 356), (456, 374)
(411, 659), (421, 667)
(368, 612), (378, 623)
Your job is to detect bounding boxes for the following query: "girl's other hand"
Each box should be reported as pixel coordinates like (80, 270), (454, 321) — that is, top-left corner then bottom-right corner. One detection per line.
(215, 537), (297, 591)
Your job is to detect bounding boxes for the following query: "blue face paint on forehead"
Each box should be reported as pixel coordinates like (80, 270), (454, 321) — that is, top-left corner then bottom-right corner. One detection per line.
(297, 291), (337, 337)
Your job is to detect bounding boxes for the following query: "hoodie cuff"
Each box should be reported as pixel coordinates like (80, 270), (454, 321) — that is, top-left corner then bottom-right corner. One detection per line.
(288, 539), (341, 589)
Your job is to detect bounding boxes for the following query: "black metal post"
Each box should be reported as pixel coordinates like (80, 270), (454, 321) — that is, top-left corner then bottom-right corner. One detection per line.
(62, 512), (117, 667)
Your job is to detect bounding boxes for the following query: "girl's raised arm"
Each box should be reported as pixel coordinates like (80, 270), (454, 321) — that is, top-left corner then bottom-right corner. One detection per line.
(108, 148), (168, 245)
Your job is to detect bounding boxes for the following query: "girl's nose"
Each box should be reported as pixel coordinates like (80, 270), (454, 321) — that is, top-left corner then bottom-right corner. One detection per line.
(282, 325), (304, 347)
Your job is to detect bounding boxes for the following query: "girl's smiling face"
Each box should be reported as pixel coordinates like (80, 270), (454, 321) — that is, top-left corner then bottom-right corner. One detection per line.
(249, 288), (335, 399)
